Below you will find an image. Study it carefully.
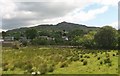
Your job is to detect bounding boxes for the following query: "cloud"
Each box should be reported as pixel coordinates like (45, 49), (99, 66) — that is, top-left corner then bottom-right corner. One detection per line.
(1, 0), (119, 30)
(39, 6), (108, 24)
(65, 6), (108, 22)
(1, 1), (93, 30)
(0, 0), (17, 19)
(92, 0), (119, 6)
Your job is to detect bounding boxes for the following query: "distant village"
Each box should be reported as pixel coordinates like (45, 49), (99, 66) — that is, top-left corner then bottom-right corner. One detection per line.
(1, 30), (69, 47)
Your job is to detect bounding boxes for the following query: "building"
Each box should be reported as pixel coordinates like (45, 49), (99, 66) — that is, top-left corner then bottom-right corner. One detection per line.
(62, 30), (69, 41)
(62, 36), (68, 41)
(4, 36), (14, 41)
(39, 36), (55, 40)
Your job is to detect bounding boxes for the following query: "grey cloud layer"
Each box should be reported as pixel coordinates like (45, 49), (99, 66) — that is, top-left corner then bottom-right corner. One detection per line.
(2, 2), (78, 30)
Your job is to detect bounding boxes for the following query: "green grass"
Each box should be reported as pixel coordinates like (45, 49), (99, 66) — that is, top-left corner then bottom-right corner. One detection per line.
(2, 46), (119, 74)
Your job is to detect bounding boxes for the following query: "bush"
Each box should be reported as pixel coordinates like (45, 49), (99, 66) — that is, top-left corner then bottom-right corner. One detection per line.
(104, 58), (111, 64)
(83, 60), (87, 65)
(116, 52), (119, 56)
(14, 62), (24, 69)
(108, 63), (112, 66)
(60, 61), (68, 68)
(12, 44), (19, 49)
(38, 64), (47, 75)
(32, 38), (48, 45)
(72, 56), (79, 61)
(21, 40), (28, 46)
(47, 65), (54, 72)
(80, 55), (83, 58)
(80, 59), (84, 62)
(97, 57), (101, 60)
(84, 55), (90, 58)
(2, 62), (8, 67)
(100, 61), (103, 65)
(94, 54), (97, 57)
(113, 54), (116, 56)
(10, 66), (15, 71)
(106, 53), (110, 58)
(23, 64), (33, 73)
(2, 66), (8, 71)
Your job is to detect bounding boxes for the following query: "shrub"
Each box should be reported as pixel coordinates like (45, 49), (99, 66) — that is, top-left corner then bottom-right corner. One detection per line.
(87, 56), (90, 58)
(80, 59), (84, 62)
(14, 62), (24, 69)
(23, 64), (33, 73)
(32, 38), (48, 45)
(2, 62), (8, 67)
(108, 63), (112, 66)
(80, 55), (83, 58)
(2, 66), (8, 71)
(84, 55), (90, 58)
(47, 65), (54, 72)
(9, 66), (15, 71)
(97, 57), (100, 60)
(113, 54), (115, 56)
(106, 53), (110, 58)
(83, 60), (87, 65)
(116, 52), (119, 56)
(72, 56), (79, 61)
(12, 44), (19, 49)
(21, 40), (28, 46)
(104, 58), (111, 64)
(100, 61), (103, 65)
(12, 41), (20, 49)
(60, 61), (68, 68)
(38, 64), (47, 75)
(94, 54), (97, 57)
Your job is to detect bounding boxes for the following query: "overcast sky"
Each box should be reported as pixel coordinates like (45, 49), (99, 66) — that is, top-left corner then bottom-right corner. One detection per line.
(0, 0), (119, 31)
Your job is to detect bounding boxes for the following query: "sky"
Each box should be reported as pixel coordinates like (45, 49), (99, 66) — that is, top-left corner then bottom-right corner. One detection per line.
(0, 0), (120, 32)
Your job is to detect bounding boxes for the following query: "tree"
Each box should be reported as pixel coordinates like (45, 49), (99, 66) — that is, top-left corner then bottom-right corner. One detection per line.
(71, 31), (96, 48)
(25, 29), (37, 40)
(13, 32), (21, 40)
(81, 31), (96, 48)
(118, 29), (120, 49)
(68, 29), (85, 38)
(52, 31), (62, 38)
(32, 38), (48, 45)
(2, 31), (6, 39)
(118, 36), (120, 49)
(38, 31), (50, 36)
(94, 26), (117, 49)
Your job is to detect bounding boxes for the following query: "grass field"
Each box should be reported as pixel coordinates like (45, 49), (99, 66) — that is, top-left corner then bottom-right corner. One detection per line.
(1, 46), (119, 74)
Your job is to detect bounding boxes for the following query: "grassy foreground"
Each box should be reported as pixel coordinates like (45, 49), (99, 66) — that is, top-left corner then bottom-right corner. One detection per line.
(2, 46), (119, 74)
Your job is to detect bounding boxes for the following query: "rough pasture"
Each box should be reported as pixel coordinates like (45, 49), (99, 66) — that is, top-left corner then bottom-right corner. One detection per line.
(2, 46), (119, 74)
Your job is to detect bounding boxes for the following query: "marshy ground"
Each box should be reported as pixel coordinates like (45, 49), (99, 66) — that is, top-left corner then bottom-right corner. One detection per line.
(1, 46), (119, 74)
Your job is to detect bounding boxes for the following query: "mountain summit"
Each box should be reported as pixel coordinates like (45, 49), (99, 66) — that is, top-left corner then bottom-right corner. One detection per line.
(57, 21), (86, 26)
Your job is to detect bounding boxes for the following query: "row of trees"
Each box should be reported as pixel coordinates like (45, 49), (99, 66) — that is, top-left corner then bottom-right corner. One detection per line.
(2, 26), (120, 49)
(71, 26), (118, 49)
(23, 26), (120, 49)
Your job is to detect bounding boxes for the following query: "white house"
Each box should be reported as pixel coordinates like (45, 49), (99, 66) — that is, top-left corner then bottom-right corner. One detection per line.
(4, 36), (14, 41)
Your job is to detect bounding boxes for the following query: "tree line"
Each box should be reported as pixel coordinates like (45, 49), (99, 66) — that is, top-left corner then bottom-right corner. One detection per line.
(2, 26), (120, 49)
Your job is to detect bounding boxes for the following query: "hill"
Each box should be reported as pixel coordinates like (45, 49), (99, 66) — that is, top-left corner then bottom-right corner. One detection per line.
(6, 21), (99, 34)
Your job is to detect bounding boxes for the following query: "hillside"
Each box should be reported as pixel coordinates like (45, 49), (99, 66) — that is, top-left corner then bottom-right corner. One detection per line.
(6, 21), (99, 34)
